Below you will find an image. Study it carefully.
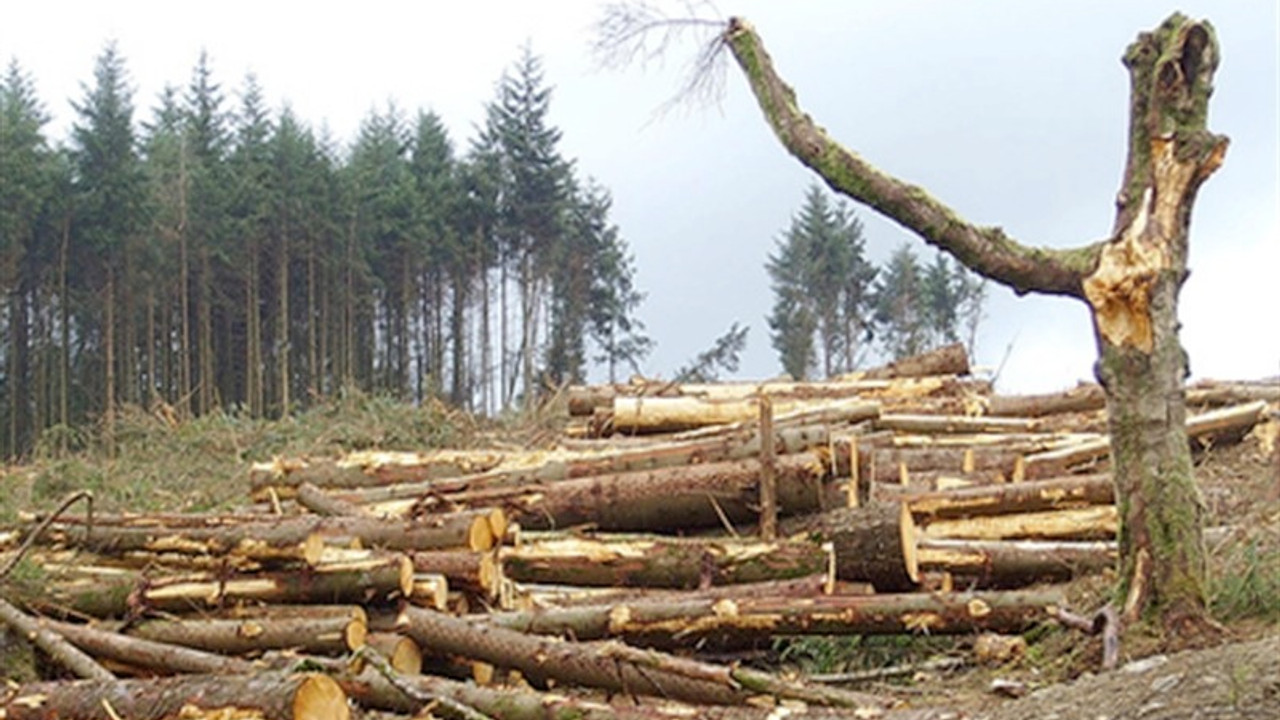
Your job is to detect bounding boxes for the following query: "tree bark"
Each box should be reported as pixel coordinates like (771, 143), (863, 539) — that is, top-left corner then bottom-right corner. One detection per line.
(916, 538), (1116, 586)
(501, 535), (831, 589)
(396, 605), (886, 709)
(483, 588), (1060, 649)
(611, 396), (878, 435)
(724, 13), (1227, 628)
(0, 598), (114, 681)
(0, 672), (348, 720)
(890, 473), (1115, 519)
(127, 609), (366, 656)
(40, 618), (258, 675)
(780, 503), (918, 591)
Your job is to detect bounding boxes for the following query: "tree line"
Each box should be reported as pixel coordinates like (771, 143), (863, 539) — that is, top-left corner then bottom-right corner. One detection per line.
(0, 45), (650, 459)
(767, 185), (985, 380)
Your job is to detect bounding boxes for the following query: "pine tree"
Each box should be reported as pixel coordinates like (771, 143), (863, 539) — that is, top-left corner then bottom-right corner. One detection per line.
(872, 243), (927, 360)
(70, 41), (146, 446)
(0, 60), (54, 456)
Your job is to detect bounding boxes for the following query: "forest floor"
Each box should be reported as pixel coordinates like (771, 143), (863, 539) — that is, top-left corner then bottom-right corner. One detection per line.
(1, 391), (1277, 718)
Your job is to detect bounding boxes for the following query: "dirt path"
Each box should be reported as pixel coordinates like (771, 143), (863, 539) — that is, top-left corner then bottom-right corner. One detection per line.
(970, 634), (1280, 720)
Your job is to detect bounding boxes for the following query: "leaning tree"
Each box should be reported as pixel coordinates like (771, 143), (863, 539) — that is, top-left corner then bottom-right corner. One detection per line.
(603, 9), (1228, 633)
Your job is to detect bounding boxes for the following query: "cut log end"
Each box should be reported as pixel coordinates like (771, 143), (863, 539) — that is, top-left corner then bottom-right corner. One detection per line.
(468, 517), (495, 552)
(294, 673), (350, 720)
(900, 502), (920, 585)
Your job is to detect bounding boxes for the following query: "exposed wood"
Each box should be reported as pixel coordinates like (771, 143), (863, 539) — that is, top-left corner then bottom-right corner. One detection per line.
(501, 535), (831, 589)
(365, 632), (423, 675)
(611, 396), (879, 435)
(780, 503), (918, 591)
(758, 396), (777, 540)
(921, 506), (1119, 541)
(0, 597), (114, 681)
(916, 538), (1117, 586)
(410, 550), (502, 598)
(517, 573), (861, 609)
(890, 473), (1115, 519)
(484, 588), (1063, 649)
(249, 450), (507, 497)
(0, 671), (349, 720)
(876, 413), (1039, 435)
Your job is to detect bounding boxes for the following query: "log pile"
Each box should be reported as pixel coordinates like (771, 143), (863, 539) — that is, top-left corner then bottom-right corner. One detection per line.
(3, 342), (1275, 719)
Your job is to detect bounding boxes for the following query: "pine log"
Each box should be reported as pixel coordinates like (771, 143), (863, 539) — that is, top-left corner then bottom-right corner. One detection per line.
(889, 473), (1114, 519)
(396, 605), (886, 709)
(37, 511), (499, 561)
(296, 482), (372, 517)
(338, 423), (837, 508)
(858, 342), (969, 380)
(916, 538), (1116, 585)
(410, 550), (503, 598)
(0, 598), (114, 681)
(249, 449), (507, 496)
(987, 383), (1107, 417)
(875, 413), (1040, 434)
(0, 672), (348, 720)
(127, 607), (367, 656)
(611, 396), (879, 435)
(866, 445), (1024, 484)
(40, 618), (258, 675)
(339, 666), (901, 719)
(780, 503), (918, 591)
(921, 506), (1118, 541)
(517, 573), (862, 608)
(500, 535), (831, 589)
(24, 553), (411, 618)
(484, 588), (1062, 649)
(411, 453), (836, 533)
(364, 632), (423, 675)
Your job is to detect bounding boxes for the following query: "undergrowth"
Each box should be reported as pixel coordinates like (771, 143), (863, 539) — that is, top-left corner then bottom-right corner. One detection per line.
(0, 386), (471, 520)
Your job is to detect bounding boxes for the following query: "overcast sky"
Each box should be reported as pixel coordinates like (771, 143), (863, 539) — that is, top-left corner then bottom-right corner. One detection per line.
(3, 1), (1276, 392)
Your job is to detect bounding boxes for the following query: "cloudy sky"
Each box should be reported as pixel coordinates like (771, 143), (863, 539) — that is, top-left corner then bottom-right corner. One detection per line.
(3, 1), (1276, 392)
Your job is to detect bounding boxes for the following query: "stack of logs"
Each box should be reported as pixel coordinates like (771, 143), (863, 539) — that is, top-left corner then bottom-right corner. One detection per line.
(1, 342), (1276, 720)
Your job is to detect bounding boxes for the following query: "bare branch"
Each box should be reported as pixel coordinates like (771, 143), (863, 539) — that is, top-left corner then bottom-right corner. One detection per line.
(592, 1), (729, 114)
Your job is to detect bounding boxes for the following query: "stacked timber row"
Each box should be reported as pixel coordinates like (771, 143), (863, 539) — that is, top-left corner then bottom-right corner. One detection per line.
(2, 342), (1275, 720)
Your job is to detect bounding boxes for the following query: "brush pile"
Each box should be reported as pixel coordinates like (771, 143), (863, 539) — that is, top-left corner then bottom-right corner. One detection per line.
(2, 343), (1276, 720)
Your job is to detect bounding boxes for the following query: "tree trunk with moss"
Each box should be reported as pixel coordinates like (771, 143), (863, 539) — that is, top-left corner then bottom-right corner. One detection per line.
(723, 13), (1226, 631)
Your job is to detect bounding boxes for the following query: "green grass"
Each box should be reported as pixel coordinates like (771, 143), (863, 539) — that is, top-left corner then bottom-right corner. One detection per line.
(1, 386), (469, 521)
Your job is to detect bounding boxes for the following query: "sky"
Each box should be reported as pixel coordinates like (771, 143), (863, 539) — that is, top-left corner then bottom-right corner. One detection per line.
(3, 1), (1277, 393)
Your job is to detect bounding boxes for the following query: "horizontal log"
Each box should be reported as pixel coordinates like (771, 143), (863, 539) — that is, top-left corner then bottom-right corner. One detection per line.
(987, 384), (1106, 417)
(0, 671), (348, 720)
(611, 396), (879, 435)
(249, 449), (507, 496)
(416, 453), (836, 533)
(857, 342), (970, 380)
(916, 538), (1116, 586)
(889, 473), (1114, 519)
(875, 413), (1040, 434)
(41, 618), (258, 675)
(484, 588), (1063, 648)
(516, 573), (863, 608)
(501, 535), (831, 589)
(127, 607), (366, 656)
(781, 503), (918, 592)
(921, 506), (1118, 541)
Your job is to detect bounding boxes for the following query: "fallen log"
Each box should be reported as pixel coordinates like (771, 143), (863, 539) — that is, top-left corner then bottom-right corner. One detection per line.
(296, 482), (372, 517)
(412, 453), (836, 533)
(410, 550), (503, 599)
(249, 449), (507, 496)
(887, 473), (1114, 519)
(875, 413), (1040, 435)
(127, 606), (367, 656)
(517, 573), (861, 608)
(483, 588), (1063, 649)
(0, 597), (114, 681)
(340, 665), (901, 719)
(781, 503), (918, 591)
(611, 396), (879, 435)
(35, 511), (501, 560)
(920, 506), (1119, 541)
(917, 538), (1116, 586)
(0, 671), (348, 720)
(857, 342), (970, 380)
(40, 618), (258, 675)
(500, 535), (831, 589)
(396, 605), (889, 709)
(987, 383), (1106, 417)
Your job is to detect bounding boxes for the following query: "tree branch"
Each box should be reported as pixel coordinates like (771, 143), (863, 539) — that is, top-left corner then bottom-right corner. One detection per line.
(722, 17), (1101, 299)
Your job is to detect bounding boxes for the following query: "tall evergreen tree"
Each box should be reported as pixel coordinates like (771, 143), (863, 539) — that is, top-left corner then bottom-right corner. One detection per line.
(872, 243), (928, 361)
(484, 45), (570, 404)
(0, 60), (54, 456)
(766, 184), (876, 378)
(409, 110), (460, 403)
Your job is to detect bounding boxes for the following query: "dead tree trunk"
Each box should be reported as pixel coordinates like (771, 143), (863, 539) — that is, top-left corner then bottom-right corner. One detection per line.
(723, 12), (1226, 630)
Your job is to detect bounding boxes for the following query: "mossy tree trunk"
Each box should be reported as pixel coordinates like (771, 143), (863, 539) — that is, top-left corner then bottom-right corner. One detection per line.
(724, 13), (1227, 631)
